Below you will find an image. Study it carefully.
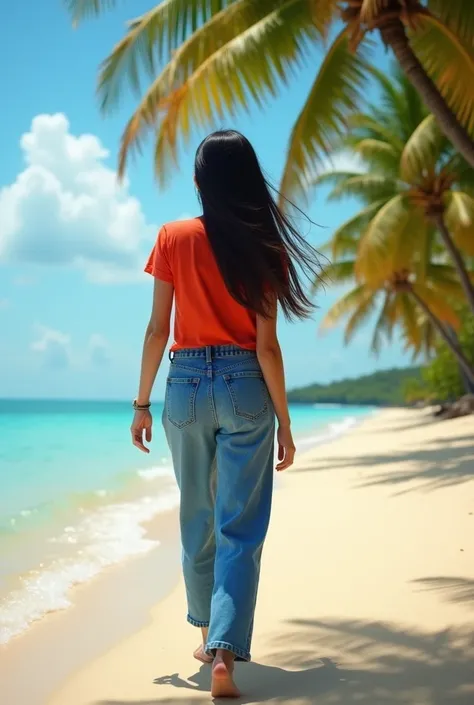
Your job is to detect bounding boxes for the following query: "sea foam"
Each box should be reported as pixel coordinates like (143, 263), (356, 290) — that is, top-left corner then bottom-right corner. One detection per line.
(297, 415), (360, 450)
(137, 463), (174, 481)
(0, 488), (179, 645)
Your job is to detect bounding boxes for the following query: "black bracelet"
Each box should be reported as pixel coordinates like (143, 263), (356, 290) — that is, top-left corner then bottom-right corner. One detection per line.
(133, 399), (151, 410)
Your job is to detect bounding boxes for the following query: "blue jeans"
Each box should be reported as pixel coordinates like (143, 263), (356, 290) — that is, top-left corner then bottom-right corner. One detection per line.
(163, 345), (275, 662)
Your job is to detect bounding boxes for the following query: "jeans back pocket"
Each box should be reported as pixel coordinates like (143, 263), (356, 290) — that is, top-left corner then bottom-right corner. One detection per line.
(166, 377), (200, 428)
(223, 371), (268, 421)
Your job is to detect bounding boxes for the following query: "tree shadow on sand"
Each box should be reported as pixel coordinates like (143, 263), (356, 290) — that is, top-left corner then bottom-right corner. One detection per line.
(97, 616), (474, 705)
(373, 415), (438, 434)
(413, 576), (474, 609)
(152, 657), (340, 703)
(356, 439), (474, 494)
(294, 435), (474, 495)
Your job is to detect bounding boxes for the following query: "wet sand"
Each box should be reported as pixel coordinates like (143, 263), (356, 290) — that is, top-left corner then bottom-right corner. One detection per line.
(3, 408), (474, 705)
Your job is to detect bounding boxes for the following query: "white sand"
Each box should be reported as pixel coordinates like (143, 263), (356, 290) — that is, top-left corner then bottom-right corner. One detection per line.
(8, 408), (474, 705)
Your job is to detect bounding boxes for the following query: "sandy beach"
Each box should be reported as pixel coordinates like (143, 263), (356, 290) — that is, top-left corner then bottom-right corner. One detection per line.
(3, 408), (474, 705)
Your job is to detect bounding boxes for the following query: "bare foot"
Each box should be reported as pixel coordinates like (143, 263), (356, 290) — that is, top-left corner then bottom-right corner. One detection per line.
(193, 644), (213, 664)
(211, 656), (241, 698)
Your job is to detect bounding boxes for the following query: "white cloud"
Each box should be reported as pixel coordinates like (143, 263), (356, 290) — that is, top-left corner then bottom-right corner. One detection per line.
(89, 333), (110, 367)
(31, 324), (70, 352)
(0, 114), (156, 283)
(30, 326), (113, 370)
(31, 324), (71, 369)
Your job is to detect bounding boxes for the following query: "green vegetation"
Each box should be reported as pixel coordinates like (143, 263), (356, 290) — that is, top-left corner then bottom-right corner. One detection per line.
(65, 1), (474, 186)
(288, 367), (422, 407)
(403, 311), (474, 403)
(313, 68), (474, 386)
(66, 2), (474, 406)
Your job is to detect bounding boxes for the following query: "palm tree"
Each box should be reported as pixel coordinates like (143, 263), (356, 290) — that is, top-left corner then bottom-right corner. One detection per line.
(314, 67), (474, 318)
(446, 324), (474, 394)
(65, 0), (474, 195)
(316, 259), (474, 383)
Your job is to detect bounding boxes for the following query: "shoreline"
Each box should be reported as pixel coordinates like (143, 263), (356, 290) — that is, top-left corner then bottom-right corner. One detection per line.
(0, 508), (182, 705)
(0, 405), (368, 649)
(3, 408), (473, 705)
(0, 464), (180, 646)
(0, 407), (370, 704)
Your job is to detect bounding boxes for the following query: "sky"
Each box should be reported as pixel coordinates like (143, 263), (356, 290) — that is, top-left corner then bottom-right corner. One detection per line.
(0, 1), (413, 400)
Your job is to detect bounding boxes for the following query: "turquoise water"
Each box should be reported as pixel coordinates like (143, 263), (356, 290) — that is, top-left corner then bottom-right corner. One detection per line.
(0, 399), (371, 644)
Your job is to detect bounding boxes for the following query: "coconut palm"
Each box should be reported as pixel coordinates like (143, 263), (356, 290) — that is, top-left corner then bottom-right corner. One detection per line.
(314, 67), (474, 318)
(316, 259), (474, 383)
(65, 0), (474, 194)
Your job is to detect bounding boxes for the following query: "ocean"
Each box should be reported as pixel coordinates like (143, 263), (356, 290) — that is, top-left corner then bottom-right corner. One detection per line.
(0, 399), (371, 645)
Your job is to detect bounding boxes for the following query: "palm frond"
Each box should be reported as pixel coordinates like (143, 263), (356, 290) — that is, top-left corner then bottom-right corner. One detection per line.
(444, 191), (474, 255)
(448, 155), (474, 192)
(64, 0), (120, 24)
(393, 65), (429, 140)
(400, 114), (447, 183)
(117, 0), (318, 182)
(279, 28), (368, 206)
(310, 169), (374, 209)
(328, 173), (397, 203)
(343, 289), (379, 344)
(412, 219), (435, 283)
(411, 13), (474, 136)
(315, 259), (356, 290)
(368, 64), (406, 120)
(370, 291), (396, 355)
(345, 136), (400, 173)
(348, 113), (405, 151)
(98, 0), (274, 113)
(355, 194), (411, 284)
(428, 0), (474, 50)
(392, 211), (429, 277)
(368, 63), (427, 139)
(306, 0), (340, 36)
(319, 284), (374, 333)
(414, 274), (463, 328)
(359, 0), (386, 23)
(405, 313), (437, 359)
(309, 169), (363, 191)
(328, 199), (387, 258)
(427, 263), (469, 297)
(397, 293), (423, 351)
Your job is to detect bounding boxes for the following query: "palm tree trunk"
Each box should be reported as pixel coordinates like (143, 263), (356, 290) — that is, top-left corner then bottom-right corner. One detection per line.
(446, 325), (474, 394)
(410, 289), (474, 384)
(433, 212), (474, 317)
(379, 18), (474, 168)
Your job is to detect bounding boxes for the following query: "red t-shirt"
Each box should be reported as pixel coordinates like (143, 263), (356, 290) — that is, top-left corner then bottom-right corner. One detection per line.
(145, 217), (257, 352)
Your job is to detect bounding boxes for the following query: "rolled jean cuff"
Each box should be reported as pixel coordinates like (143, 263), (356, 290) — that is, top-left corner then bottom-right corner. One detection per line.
(187, 614), (210, 628)
(205, 640), (251, 662)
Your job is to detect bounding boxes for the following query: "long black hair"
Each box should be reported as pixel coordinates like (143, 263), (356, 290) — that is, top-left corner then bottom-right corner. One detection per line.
(194, 130), (322, 320)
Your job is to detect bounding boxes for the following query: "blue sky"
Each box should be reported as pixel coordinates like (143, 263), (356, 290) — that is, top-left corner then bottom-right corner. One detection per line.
(0, 1), (412, 400)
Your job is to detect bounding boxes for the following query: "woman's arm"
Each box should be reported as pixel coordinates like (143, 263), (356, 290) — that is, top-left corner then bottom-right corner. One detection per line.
(256, 302), (295, 471)
(131, 278), (174, 453)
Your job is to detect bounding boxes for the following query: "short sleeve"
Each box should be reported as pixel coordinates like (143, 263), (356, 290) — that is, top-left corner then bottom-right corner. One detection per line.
(144, 225), (173, 283)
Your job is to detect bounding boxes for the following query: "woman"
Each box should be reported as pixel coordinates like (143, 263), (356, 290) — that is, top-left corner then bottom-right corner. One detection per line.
(131, 130), (320, 698)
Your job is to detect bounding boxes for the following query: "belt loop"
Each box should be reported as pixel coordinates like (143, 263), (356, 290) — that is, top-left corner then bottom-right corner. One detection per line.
(168, 350), (174, 362)
(205, 346), (212, 365)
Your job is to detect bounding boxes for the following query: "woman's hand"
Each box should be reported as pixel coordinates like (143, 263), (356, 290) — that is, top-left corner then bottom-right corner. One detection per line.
(276, 424), (295, 471)
(131, 410), (153, 453)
